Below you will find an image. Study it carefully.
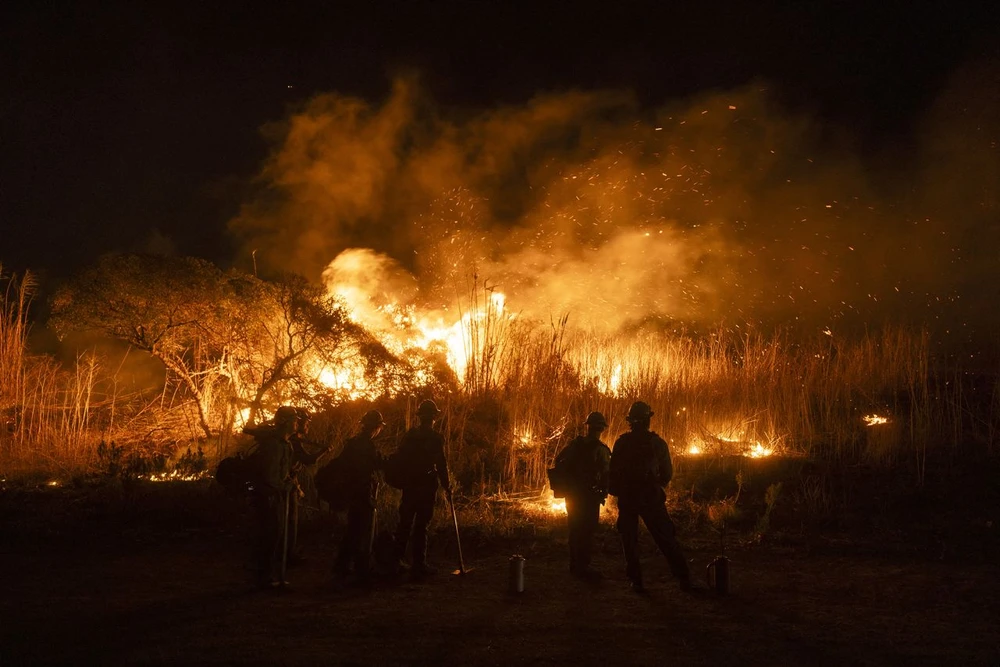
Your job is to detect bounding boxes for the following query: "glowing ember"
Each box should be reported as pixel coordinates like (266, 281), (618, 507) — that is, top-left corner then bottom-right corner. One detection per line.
(745, 443), (773, 458)
(498, 490), (569, 516)
(145, 471), (206, 482)
(863, 414), (889, 426)
(46, 480), (60, 487)
(515, 429), (534, 448)
(687, 444), (703, 455)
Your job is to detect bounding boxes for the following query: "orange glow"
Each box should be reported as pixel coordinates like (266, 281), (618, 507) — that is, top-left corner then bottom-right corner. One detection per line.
(145, 471), (205, 482)
(745, 442), (774, 458)
(683, 424), (782, 458)
(600, 363), (623, 395)
(515, 428), (535, 449)
(321, 248), (511, 389)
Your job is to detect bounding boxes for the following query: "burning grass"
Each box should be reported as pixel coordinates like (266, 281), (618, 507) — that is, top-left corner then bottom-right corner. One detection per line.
(1, 263), (996, 496)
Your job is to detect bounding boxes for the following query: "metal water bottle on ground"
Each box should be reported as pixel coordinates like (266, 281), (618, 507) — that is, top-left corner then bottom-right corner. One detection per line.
(706, 555), (730, 594)
(508, 555), (525, 593)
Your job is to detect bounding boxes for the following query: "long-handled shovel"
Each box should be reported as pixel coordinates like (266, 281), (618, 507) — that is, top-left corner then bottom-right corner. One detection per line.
(449, 494), (471, 575)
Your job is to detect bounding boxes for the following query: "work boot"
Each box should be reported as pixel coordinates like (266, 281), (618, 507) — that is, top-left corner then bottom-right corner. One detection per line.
(629, 578), (646, 594)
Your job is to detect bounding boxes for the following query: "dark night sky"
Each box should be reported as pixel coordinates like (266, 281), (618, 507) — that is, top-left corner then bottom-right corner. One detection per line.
(2, 1), (997, 281)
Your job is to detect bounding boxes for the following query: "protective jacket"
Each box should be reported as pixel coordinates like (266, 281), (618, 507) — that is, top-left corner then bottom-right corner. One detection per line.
(245, 426), (293, 493)
(339, 433), (383, 506)
(609, 429), (673, 505)
(553, 434), (611, 500)
(393, 425), (450, 491)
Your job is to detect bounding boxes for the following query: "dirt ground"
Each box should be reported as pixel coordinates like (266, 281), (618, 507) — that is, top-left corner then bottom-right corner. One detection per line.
(1, 480), (998, 666)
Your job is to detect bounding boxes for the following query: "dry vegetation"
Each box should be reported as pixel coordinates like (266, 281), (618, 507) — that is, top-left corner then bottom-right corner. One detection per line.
(2, 264), (997, 498)
(4, 264), (1000, 666)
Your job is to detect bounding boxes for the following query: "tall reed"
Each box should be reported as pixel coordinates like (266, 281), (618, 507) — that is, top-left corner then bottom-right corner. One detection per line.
(453, 300), (978, 490)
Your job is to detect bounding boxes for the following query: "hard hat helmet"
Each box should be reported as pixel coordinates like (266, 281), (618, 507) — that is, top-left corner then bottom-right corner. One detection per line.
(294, 408), (312, 422)
(584, 411), (608, 428)
(626, 401), (654, 423)
(274, 406), (298, 425)
(416, 399), (441, 417)
(360, 410), (385, 428)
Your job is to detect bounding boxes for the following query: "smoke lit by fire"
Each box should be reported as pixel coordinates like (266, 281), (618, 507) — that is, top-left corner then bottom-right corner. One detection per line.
(220, 71), (999, 468)
(233, 72), (1000, 352)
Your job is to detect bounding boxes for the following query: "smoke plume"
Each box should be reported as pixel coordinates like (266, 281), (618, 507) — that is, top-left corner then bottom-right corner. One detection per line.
(230, 67), (1000, 346)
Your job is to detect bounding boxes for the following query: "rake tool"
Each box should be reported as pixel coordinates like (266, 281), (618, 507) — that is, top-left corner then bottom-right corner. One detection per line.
(448, 493), (471, 575)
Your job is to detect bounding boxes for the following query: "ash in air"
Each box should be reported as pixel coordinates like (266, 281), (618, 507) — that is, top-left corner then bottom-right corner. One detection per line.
(231, 68), (1000, 344)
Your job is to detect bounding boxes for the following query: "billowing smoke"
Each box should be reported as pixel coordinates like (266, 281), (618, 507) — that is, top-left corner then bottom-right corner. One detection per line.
(231, 66), (1000, 345)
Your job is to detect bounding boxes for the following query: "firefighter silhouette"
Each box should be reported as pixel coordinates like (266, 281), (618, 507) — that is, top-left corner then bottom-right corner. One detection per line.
(609, 401), (692, 592)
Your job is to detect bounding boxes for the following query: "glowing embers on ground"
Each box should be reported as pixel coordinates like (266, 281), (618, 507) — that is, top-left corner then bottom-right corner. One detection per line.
(683, 439), (774, 458)
(145, 470), (207, 482)
(490, 489), (573, 516)
(510, 490), (621, 517)
(41, 471), (208, 486)
(745, 442), (774, 458)
(863, 414), (890, 426)
(681, 421), (780, 458)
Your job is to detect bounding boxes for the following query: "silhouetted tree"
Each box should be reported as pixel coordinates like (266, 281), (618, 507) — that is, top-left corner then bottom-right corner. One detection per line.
(51, 254), (230, 438)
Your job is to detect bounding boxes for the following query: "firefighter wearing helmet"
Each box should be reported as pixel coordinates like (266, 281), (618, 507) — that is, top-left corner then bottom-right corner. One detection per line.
(388, 399), (452, 578)
(283, 408), (331, 566)
(609, 400), (693, 592)
(332, 409), (387, 588)
(549, 411), (612, 579)
(242, 405), (299, 588)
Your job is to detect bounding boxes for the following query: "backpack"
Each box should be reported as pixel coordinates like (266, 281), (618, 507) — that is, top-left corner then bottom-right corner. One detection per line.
(314, 454), (350, 511)
(383, 448), (410, 490)
(548, 438), (587, 499)
(547, 462), (572, 499)
(215, 445), (263, 494)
